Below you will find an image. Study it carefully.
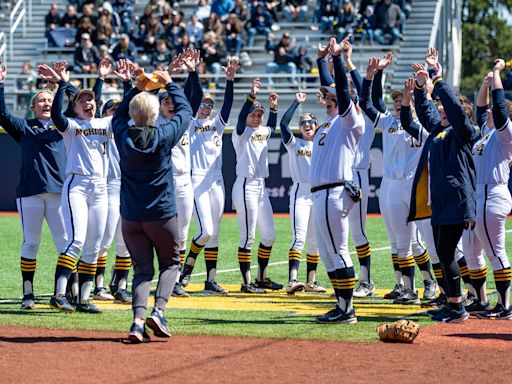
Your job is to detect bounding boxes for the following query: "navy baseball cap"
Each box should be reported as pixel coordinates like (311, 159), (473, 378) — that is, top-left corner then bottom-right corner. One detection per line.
(249, 101), (265, 113)
(101, 98), (121, 116)
(158, 91), (170, 101)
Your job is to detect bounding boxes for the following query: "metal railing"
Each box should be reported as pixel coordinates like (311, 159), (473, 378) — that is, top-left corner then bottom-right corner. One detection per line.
(0, 32), (6, 63)
(9, 0), (26, 60)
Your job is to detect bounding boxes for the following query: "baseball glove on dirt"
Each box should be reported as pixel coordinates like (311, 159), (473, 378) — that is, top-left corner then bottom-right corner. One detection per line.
(376, 319), (420, 343)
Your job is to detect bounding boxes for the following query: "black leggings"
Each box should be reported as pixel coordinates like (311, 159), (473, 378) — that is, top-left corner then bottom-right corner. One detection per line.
(432, 224), (465, 298)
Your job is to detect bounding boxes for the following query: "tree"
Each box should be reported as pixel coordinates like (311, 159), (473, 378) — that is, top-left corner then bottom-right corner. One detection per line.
(461, 0), (512, 90)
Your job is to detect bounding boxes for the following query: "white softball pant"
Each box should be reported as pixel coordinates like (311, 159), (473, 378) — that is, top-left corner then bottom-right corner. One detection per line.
(16, 193), (67, 260)
(349, 169), (370, 247)
(379, 176), (397, 254)
(191, 171), (225, 247)
(232, 176), (275, 249)
(473, 184), (512, 270)
(415, 218), (439, 263)
(313, 185), (354, 273)
(289, 182), (317, 254)
(99, 179), (129, 257)
(173, 172), (194, 251)
(61, 174), (108, 264)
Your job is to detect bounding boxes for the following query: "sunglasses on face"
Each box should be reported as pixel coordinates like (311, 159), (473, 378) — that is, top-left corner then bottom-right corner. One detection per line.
(200, 103), (214, 109)
(299, 119), (315, 126)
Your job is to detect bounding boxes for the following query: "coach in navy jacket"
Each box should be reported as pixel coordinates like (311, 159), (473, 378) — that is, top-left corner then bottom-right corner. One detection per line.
(112, 74), (192, 342)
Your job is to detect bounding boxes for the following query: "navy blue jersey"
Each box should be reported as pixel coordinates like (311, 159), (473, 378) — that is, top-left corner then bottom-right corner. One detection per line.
(0, 83), (66, 198)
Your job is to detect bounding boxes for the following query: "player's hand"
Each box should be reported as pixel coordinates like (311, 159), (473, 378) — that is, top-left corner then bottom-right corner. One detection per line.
(403, 78), (414, 99)
(98, 57), (112, 80)
(411, 62), (425, 74)
(482, 71), (493, 87)
(222, 57), (240, 81)
(425, 47), (438, 67)
(114, 59), (131, 82)
(317, 42), (329, 59)
(365, 57), (379, 79)
(268, 92), (278, 109)
(316, 90), (326, 105)
(38, 63), (62, 83)
(295, 92), (306, 103)
(0, 61), (6, 83)
(134, 68), (147, 91)
(52, 61), (70, 83)
(329, 37), (344, 57)
(153, 70), (171, 86)
(182, 48), (198, 72)
(250, 77), (261, 97)
(168, 53), (184, 75)
(378, 52), (393, 70)
(426, 78), (434, 97)
(494, 58), (506, 72)
(414, 69), (428, 87)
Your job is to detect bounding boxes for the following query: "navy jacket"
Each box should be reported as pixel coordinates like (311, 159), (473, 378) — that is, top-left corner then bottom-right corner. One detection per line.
(112, 83), (192, 221)
(0, 83), (66, 198)
(407, 79), (478, 226)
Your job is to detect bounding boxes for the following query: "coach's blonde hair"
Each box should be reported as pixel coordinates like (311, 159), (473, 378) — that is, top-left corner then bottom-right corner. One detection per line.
(129, 92), (160, 127)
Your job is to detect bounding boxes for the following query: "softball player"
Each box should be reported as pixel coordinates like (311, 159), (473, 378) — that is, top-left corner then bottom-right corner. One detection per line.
(361, 56), (437, 305)
(232, 78), (282, 294)
(41, 63), (110, 314)
(0, 63), (67, 310)
(158, 50), (202, 297)
(313, 38), (364, 324)
(279, 92), (326, 294)
(468, 60), (512, 319)
(179, 58), (239, 295)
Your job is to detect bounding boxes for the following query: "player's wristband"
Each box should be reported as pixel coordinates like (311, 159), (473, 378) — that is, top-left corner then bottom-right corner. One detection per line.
(248, 94), (255, 102)
(415, 82), (425, 90)
(270, 108), (278, 113)
(348, 63), (356, 72)
(432, 76), (443, 85)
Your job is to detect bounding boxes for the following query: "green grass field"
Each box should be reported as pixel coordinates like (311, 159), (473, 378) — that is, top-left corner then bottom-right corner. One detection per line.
(0, 215), (506, 342)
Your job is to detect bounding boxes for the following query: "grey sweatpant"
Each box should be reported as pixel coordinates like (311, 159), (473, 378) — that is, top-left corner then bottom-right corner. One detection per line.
(122, 216), (180, 319)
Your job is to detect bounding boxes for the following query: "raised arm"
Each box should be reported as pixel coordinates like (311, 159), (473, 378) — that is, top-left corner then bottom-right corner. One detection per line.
(400, 78), (422, 139)
(491, 59), (512, 139)
(412, 63), (441, 132)
(113, 59), (133, 97)
(39, 64), (69, 132)
(372, 52), (393, 113)
(343, 41), (362, 94)
(236, 78), (261, 135)
(360, 57), (380, 122)
(279, 93), (304, 144)
(329, 38), (351, 116)
(476, 72), (492, 130)
(316, 41), (334, 86)
(183, 49), (203, 116)
(0, 64), (25, 140)
(267, 93), (278, 133)
(166, 79), (193, 148)
(220, 58), (239, 123)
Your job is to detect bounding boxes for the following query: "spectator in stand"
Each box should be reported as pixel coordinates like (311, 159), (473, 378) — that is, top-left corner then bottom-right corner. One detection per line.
(16, 62), (38, 109)
(73, 32), (101, 74)
(337, 0), (357, 41)
(93, 14), (114, 47)
(233, 0), (249, 22)
(98, 45), (114, 63)
(212, 0), (235, 23)
(283, 0), (308, 22)
(75, 17), (96, 46)
(355, 4), (375, 45)
(246, 2), (273, 47)
(45, 3), (61, 47)
(357, 0), (376, 14)
(139, 4), (155, 29)
(265, 32), (297, 85)
(204, 12), (225, 38)
(113, 0), (135, 33)
(161, 3), (173, 27)
(294, 45), (313, 83)
(259, 0), (281, 22)
(318, 0), (340, 34)
(151, 39), (173, 69)
(101, 2), (121, 34)
(137, 13), (165, 52)
(165, 10), (187, 51)
(201, 31), (226, 89)
(187, 14), (204, 44)
(195, 0), (212, 24)
(61, 4), (79, 29)
(146, 0), (162, 14)
(374, 0), (402, 45)
(504, 60), (512, 90)
(79, 4), (98, 26)
(112, 33), (139, 62)
(225, 13), (244, 58)
(392, 0), (409, 33)
(175, 32), (196, 54)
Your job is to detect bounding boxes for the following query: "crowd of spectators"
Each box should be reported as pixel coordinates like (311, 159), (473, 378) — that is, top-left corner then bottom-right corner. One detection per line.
(41, 0), (412, 87)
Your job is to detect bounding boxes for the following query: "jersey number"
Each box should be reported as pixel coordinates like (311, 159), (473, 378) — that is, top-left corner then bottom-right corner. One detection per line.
(214, 136), (221, 147)
(318, 132), (327, 146)
(475, 143), (484, 156)
(102, 142), (107, 155)
(181, 135), (189, 146)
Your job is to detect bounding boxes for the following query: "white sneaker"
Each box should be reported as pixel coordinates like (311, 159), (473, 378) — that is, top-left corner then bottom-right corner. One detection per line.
(353, 281), (376, 298)
(286, 280), (305, 295)
(93, 287), (114, 301)
(20, 295), (36, 310)
(304, 281), (327, 293)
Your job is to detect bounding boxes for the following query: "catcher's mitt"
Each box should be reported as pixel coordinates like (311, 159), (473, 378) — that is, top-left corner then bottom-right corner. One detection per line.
(376, 319), (420, 343)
